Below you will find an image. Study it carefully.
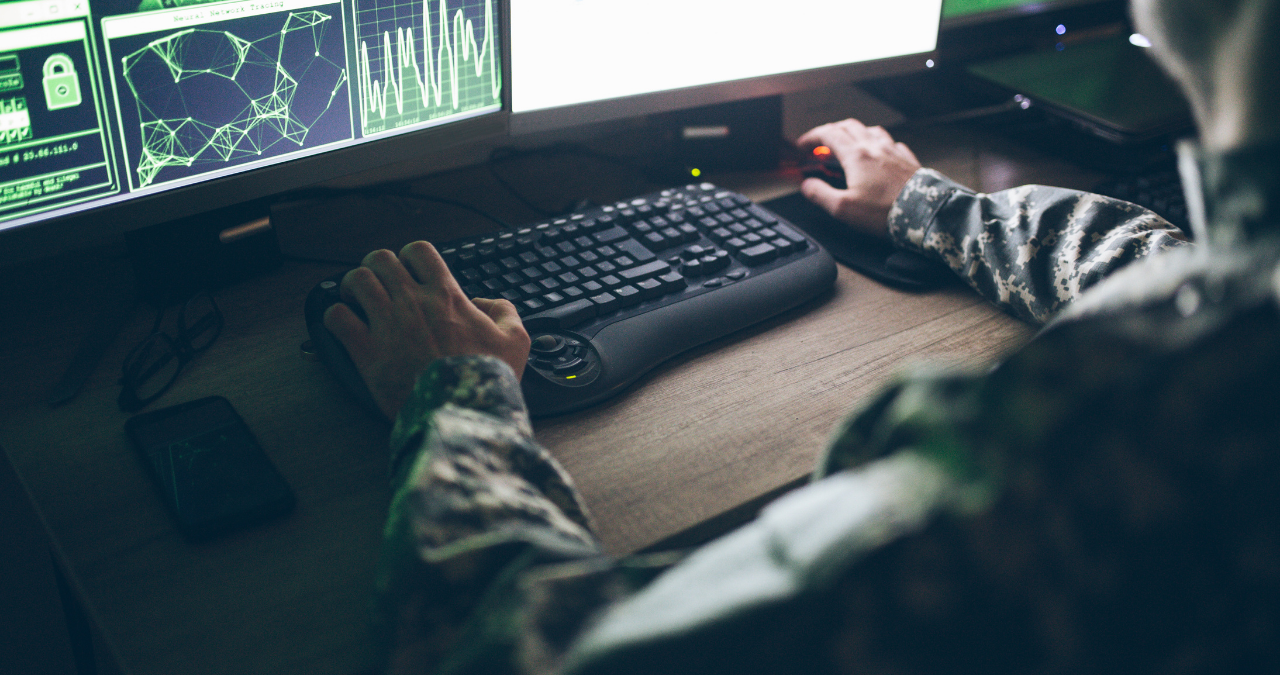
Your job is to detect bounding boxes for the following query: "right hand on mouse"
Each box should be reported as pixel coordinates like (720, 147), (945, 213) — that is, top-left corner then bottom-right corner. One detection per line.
(323, 241), (531, 420)
(796, 118), (922, 240)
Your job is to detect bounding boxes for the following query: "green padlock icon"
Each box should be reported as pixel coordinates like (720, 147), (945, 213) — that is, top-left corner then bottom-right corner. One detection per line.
(43, 54), (81, 111)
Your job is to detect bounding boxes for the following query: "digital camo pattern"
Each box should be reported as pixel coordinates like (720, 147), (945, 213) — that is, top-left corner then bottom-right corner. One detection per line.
(375, 143), (1280, 674)
(887, 169), (1191, 325)
(376, 356), (599, 674)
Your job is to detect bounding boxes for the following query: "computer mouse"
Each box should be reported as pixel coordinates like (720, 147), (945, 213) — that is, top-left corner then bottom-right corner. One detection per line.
(304, 273), (385, 419)
(798, 145), (846, 189)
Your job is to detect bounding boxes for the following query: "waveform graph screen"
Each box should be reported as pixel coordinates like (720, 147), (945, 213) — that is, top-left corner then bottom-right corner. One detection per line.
(353, 0), (501, 137)
(102, 0), (353, 192)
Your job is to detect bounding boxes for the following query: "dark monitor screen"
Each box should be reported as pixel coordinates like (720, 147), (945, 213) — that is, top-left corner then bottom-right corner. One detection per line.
(943, 0), (1109, 23)
(1, 0), (505, 262)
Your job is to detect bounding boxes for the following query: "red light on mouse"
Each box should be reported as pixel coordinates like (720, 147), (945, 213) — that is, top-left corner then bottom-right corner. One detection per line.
(813, 146), (832, 157)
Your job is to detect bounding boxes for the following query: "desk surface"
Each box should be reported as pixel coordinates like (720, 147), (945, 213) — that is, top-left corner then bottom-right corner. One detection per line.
(0, 123), (1097, 675)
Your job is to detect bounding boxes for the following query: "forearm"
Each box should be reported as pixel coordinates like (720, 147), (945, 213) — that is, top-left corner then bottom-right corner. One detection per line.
(376, 355), (599, 673)
(888, 169), (1191, 325)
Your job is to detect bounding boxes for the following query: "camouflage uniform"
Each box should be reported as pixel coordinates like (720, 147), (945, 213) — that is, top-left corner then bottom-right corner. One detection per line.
(375, 143), (1280, 674)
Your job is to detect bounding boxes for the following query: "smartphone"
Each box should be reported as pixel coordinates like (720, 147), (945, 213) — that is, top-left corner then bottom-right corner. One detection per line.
(126, 396), (295, 541)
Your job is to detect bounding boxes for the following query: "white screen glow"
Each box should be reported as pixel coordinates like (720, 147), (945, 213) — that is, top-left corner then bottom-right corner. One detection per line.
(511, 0), (943, 112)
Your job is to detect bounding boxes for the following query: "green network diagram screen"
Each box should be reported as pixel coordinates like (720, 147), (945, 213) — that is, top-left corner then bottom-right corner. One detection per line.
(0, 0), (501, 227)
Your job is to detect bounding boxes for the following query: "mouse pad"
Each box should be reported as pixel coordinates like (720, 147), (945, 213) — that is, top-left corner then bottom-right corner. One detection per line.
(760, 192), (958, 292)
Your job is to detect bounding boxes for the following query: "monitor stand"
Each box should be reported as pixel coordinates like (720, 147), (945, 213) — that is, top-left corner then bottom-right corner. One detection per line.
(125, 200), (281, 307)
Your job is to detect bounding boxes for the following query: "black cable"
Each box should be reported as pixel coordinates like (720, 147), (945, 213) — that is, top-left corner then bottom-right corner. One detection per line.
(278, 185), (513, 230)
(485, 141), (688, 218)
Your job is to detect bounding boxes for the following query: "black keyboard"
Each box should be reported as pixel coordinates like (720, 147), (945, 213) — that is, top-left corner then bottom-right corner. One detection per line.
(305, 183), (837, 418)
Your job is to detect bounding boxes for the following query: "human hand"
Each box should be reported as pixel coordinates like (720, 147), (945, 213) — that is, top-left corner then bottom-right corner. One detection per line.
(323, 241), (531, 420)
(796, 118), (922, 239)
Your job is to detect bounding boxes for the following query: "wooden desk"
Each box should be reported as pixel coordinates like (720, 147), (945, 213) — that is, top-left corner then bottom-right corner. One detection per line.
(0, 124), (1097, 675)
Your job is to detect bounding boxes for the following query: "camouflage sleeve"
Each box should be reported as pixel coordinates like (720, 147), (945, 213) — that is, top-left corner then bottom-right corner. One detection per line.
(374, 355), (600, 674)
(887, 169), (1190, 325)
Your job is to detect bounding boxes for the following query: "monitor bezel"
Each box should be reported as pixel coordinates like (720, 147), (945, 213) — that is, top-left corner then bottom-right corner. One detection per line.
(0, 0), (513, 266)
(941, 0), (1114, 28)
(508, 0), (945, 137)
(509, 50), (940, 137)
(937, 0), (1129, 62)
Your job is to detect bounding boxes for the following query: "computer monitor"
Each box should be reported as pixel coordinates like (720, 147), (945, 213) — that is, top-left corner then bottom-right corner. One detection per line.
(0, 0), (506, 265)
(507, 0), (945, 136)
(938, 0), (1128, 60)
(943, 0), (1110, 24)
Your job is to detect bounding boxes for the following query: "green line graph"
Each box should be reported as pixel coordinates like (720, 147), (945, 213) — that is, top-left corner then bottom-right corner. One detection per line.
(354, 0), (501, 136)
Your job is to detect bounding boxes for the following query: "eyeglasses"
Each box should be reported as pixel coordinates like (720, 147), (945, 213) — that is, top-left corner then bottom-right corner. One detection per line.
(118, 291), (223, 412)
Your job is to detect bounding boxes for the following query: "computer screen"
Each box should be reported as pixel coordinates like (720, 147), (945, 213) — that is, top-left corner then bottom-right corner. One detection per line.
(942, 0), (1108, 23)
(1, 0), (505, 261)
(508, 0), (944, 135)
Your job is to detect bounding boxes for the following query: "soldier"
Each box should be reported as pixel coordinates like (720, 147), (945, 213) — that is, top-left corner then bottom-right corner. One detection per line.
(323, 0), (1280, 672)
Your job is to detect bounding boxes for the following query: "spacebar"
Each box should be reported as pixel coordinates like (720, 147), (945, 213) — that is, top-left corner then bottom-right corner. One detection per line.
(526, 299), (597, 328)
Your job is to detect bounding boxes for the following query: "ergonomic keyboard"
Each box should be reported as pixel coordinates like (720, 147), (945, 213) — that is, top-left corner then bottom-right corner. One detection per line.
(305, 183), (837, 418)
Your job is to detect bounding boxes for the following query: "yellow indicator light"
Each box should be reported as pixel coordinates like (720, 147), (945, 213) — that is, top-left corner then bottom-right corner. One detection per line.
(690, 168), (702, 177)
(565, 375), (577, 380)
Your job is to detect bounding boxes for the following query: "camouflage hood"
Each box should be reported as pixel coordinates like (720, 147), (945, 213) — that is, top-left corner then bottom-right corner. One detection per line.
(1181, 139), (1280, 248)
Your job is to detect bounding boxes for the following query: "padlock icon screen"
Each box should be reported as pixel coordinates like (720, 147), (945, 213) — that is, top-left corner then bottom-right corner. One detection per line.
(43, 54), (82, 111)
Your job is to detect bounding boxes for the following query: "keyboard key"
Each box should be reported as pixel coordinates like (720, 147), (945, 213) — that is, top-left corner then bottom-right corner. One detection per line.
(636, 278), (663, 299)
(658, 270), (687, 290)
(681, 245), (708, 260)
(613, 238), (657, 262)
(772, 223), (808, 247)
(528, 298), (597, 329)
(589, 292), (619, 312)
(614, 284), (642, 307)
(739, 242), (778, 265)
(644, 232), (669, 249)
(619, 259), (671, 281)
(748, 205), (778, 223)
(595, 226), (629, 243)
